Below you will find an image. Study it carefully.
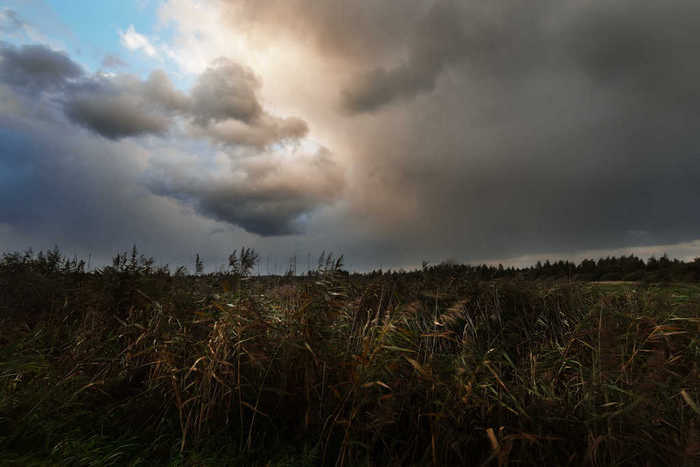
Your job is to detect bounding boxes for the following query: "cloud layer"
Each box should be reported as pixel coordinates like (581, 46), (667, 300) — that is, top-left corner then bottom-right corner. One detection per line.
(0, 42), (82, 90)
(213, 0), (700, 262)
(2, 0), (700, 269)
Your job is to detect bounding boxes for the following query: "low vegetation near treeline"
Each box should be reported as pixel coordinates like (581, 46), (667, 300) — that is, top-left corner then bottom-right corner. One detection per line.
(1, 248), (699, 466)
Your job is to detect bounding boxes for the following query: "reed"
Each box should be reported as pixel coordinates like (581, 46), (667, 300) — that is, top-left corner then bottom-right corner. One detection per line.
(0, 249), (698, 465)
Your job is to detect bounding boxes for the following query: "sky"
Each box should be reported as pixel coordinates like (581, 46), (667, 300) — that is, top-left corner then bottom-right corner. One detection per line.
(2, 0), (700, 272)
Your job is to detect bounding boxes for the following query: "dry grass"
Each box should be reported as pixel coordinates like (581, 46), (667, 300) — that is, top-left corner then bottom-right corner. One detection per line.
(0, 255), (698, 465)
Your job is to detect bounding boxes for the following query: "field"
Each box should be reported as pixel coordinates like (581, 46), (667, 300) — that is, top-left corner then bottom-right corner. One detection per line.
(1, 254), (699, 466)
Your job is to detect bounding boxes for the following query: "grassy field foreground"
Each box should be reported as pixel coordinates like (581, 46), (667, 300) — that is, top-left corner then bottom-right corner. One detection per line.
(0, 253), (699, 465)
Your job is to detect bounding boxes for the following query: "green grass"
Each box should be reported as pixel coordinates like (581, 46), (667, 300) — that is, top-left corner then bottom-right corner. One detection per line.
(1, 266), (698, 466)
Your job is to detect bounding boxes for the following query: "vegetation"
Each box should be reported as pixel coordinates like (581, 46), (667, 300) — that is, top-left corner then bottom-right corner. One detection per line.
(1, 247), (698, 465)
(416, 254), (700, 283)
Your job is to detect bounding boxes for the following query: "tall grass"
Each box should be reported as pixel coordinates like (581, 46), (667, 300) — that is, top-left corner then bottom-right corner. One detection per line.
(0, 254), (698, 465)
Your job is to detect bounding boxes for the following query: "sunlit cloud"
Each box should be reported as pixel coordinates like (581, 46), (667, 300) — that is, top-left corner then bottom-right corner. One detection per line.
(119, 25), (157, 57)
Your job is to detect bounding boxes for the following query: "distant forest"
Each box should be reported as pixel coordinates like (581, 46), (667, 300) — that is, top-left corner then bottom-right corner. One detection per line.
(2, 246), (700, 282)
(413, 254), (700, 282)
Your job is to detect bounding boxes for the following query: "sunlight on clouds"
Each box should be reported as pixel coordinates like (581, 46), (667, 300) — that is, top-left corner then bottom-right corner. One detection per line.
(157, 0), (321, 76)
(155, 0), (360, 213)
(157, 0), (246, 74)
(156, 0), (344, 126)
(119, 24), (157, 57)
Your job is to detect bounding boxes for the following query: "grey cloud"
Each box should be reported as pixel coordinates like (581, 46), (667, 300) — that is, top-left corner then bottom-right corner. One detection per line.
(0, 113), (246, 270)
(563, 1), (700, 113)
(0, 42), (83, 91)
(149, 148), (344, 236)
(154, 181), (314, 236)
(565, 2), (697, 79)
(172, 58), (308, 148)
(1, 44), (307, 146)
(198, 115), (308, 148)
(189, 58), (262, 124)
(342, 65), (435, 114)
(342, 1), (556, 112)
(342, 0), (700, 113)
(184, 60), (309, 148)
(101, 54), (127, 69)
(223, 0), (429, 61)
(64, 92), (170, 139)
(141, 70), (191, 112)
(342, 1), (467, 112)
(61, 72), (184, 139)
(0, 9), (22, 33)
(62, 58), (305, 145)
(184, 60), (310, 147)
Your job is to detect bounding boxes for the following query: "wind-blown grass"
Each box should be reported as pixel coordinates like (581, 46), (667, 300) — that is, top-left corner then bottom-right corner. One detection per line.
(0, 253), (698, 465)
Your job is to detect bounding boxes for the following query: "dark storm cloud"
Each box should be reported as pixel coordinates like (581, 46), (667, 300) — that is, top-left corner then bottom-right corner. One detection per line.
(563, 1), (700, 113)
(342, 1), (469, 112)
(223, 0), (428, 60)
(148, 147), (344, 236)
(0, 114), (238, 269)
(64, 92), (171, 139)
(342, 0), (558, 112)
(62, 71), (190, 139)
(221, 0), (700, 262)
(340, 0), (700, 113)
(0, 44), (167, 140)
(370, 0), (700, 259)
(0, 42), (83, 90)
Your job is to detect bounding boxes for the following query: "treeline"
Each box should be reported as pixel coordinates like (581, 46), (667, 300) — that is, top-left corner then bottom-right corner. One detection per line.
(408, 254), (700, 282)
(2, 246), (700, 282)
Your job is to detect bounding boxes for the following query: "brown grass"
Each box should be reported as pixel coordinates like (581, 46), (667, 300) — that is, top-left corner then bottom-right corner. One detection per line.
(0, 257), (698, 465)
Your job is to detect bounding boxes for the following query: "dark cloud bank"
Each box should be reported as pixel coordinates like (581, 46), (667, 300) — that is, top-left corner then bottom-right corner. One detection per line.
(225, 0), (700, 264)
(0, 43), (81, 90)
(3, 0), (700, 269)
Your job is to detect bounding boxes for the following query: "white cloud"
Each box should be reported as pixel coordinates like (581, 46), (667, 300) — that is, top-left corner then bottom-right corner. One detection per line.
(119, 25), (157, 57)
